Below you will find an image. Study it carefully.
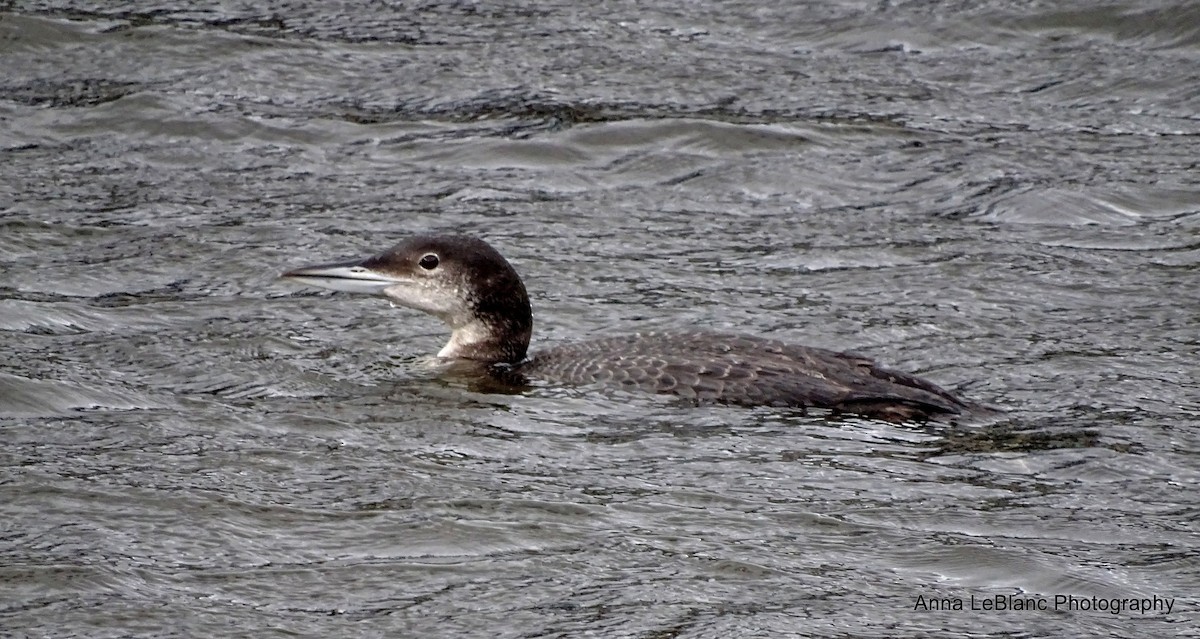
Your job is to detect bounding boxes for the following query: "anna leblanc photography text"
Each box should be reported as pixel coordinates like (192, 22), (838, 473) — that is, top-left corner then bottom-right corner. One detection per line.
(913, 594), (1176, 615)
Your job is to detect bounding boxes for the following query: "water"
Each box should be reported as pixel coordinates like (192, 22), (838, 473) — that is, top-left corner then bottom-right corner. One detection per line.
(2, 1), (1198, 637)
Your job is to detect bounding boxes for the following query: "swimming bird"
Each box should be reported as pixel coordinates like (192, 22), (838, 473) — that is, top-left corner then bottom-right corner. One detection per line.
(282, 234), (986, 422)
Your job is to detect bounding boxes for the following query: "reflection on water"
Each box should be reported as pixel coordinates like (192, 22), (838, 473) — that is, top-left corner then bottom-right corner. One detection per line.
(2, 0), (1198, 636)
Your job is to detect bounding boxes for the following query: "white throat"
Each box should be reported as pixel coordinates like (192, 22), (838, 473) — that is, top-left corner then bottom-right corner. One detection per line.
(437, 320), (496, 359)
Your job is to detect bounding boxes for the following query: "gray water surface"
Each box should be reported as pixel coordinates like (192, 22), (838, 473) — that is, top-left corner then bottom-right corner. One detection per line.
(2, 2), (1199, 637)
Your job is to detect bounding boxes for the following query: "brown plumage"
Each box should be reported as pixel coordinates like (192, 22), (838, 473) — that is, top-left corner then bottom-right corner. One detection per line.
(520, 331), (975, 421)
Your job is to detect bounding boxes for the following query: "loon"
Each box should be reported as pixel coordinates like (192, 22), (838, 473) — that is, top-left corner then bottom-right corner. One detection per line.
(282, 234), (987, 422)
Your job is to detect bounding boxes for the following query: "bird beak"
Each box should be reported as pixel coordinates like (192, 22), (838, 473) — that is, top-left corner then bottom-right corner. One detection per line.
(281, 258), (404, 295)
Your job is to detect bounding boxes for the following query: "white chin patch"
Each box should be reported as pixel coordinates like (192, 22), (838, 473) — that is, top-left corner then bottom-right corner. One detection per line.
(384, 282), (466, 320)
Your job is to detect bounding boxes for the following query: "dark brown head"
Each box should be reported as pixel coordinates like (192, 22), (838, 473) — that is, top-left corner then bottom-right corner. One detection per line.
(283, 235), (533, 363)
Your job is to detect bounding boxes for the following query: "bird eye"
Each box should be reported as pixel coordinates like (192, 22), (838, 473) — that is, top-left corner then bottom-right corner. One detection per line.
(418, 253), (439, 270)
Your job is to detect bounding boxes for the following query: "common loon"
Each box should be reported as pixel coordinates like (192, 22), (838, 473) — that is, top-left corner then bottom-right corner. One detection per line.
(282, 234), (987, 422)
